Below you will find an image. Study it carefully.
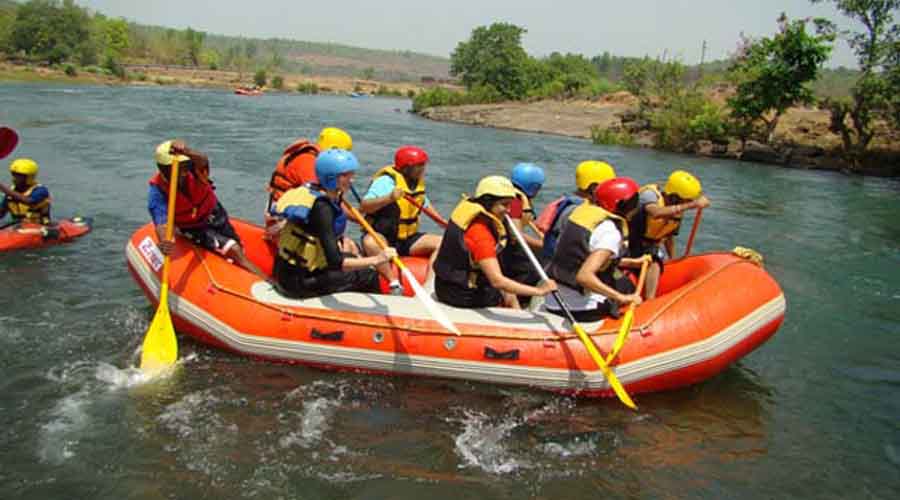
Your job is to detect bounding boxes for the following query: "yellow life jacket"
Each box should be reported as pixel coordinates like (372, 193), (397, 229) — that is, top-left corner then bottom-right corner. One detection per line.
(641, 183), (682, 242)
(546, 202), (627, 290)
(433, 199), (507, 289)
(368, 165), (426, 241)
(6, 184), (51, 225)
(275, 186), (330, 272)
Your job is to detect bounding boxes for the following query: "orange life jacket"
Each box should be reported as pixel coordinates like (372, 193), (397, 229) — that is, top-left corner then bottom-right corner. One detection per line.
(268, 139), (320, 203)
(149, 171), (217, 228)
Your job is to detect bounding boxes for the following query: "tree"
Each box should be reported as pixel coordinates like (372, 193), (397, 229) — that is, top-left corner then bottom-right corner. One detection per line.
(10, 0), (91, 64)
(811, 0), (899, 167)
(727, 14), (834, 144)
(254, 68), (267, 87)
(182, 27), (204, 66)
(361, 67), (375, 80)
(450, 22), (532, 99)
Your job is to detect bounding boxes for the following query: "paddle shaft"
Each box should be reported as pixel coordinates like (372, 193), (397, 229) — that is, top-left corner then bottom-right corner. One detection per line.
(404, 194), (448, 228)
(161, 160), (180, 289)
(682, 208), (703, 258)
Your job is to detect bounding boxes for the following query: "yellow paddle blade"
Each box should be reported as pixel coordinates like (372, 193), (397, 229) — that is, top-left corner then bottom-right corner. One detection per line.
(605, 307), (635, 365)
(398, 262), (461, 335)
(573, 323), (637, 409)
(140, 293), (178, 373)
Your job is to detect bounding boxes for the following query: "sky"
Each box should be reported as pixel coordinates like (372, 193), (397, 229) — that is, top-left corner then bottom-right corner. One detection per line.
(77, 0), (860, 67)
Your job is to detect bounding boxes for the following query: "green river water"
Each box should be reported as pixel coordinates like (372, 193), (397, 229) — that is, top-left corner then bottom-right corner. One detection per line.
(0, 83), (898, 499)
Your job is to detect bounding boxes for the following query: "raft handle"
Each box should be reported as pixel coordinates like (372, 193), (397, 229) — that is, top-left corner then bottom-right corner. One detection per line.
(484, 347), (519, 361)
(311, 328), (344, 342)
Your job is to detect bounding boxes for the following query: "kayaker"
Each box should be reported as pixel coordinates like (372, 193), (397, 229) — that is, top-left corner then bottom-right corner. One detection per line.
(271, 148), (399, 298)
(0, 158), (51, 226)
(148, 139), (267, 281)
(359, 145), (442, 283)
(499, 162), (546, 305)
(544, 177), (646, 322)
(265, 127), (353, 241)
(433, 175), (557, 309)
(536, 160), (617, 260)
(629, 169), (710, 298)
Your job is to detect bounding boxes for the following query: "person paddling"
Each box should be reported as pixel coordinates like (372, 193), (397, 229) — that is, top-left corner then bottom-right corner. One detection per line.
(0, 158), (51, 226)
(536, 160), (617, 260)
(433, 175), (557, 309)
(148, 140), (266, 280)
(628, 170), (710, 298)
(544, 177), (646, 322)
(264, 127), (354, 241)
(499, 162), (546, 306)
(271, 149), (398, 298)
(359, 145), (442, 288)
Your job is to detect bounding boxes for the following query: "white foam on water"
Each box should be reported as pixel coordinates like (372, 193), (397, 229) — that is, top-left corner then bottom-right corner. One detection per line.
(157, 389), (223, 439)
(279, 396), (340, 449)
(37, 390), (91, 464)
(452, 409), (531, 475)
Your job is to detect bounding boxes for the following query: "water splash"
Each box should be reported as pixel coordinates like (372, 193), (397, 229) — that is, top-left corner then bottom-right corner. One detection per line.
(37, 390), (91, 464)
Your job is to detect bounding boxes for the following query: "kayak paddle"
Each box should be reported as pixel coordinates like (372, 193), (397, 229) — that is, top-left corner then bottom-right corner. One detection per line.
(0, 127), (18, 159)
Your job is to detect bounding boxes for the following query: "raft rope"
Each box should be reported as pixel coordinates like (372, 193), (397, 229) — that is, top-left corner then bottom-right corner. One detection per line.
(193, 248), (757, 344)
(732, 246), (764, 266)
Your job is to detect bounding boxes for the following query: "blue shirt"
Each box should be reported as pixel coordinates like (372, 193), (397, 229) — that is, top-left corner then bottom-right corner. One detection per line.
(363, 175), (430, 207)
(147, 185), (169, 225)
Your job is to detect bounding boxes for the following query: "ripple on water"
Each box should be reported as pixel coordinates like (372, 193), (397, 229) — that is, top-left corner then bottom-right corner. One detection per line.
(37, 390), (90, 465)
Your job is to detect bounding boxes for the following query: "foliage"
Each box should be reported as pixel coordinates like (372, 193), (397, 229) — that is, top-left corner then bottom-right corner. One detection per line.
(271, 75), (283, 89)
(63, 63), (76, 76)
(296, 81), (318, 94)
(182, 27), (205, 66)
(253, 68), (267, 87)
(590, 126), (635, 146)
(622, 57), (686, 110)
(727, 14), (833, 143)
(811, 0), (899, 168)
(647, 91), (730, 150)
(450, 22), (532, 100)
(361, 67), (375, 80)
(10, 0), (91, 64)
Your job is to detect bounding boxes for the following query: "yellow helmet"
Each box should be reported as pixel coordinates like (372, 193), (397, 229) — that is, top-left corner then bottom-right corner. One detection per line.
(664, 170), (702, 200)
(317, 127), (353, 151)
(575, 160), (616, 192)
(154, 140), (189, 166)
(474, 175), (517, 199)
(10, 158), (38, 176)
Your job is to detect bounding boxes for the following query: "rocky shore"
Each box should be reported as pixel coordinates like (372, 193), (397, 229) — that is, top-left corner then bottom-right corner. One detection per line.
(418, 92), (900, 176)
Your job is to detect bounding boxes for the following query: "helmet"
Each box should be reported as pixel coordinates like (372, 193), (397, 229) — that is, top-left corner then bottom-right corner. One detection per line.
(474, 175), (517, 199)
(315, 148), (359, 190)
(317, 127), (353, 151)
(394, 145), (429, 169)
(594, 177), (640, 215)
(575, 161), (616, 192)
(510, 162), (545, 198)
(664, 170), (702, 200)
(9, 158), (38, 176)
(154, 140), (189, 166)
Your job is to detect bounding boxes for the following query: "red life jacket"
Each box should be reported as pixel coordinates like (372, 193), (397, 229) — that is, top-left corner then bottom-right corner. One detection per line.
(149, 171), (217, 228)
(268, 139), (321, 203)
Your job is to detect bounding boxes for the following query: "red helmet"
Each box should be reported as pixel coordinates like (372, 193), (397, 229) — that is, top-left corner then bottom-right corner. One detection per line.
(594, 177), (640, 215)
(394, 145), (429, 169)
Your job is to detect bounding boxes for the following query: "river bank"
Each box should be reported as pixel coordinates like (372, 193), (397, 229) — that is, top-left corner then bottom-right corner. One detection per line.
(418, 92), (900, 176)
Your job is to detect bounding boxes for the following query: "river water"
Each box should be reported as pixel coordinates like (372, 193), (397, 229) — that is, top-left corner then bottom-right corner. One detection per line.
(0, 83), (898, 499)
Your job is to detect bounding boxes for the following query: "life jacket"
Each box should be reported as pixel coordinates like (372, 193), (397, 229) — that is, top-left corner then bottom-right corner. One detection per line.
(545, 202), (628, 292)
(149, 171), (218, 229)
(499, 188), (535, 275)
(268, 139), (320, 204)
(639, 183), (682, 242)
(540, 194), (585, 260)
(275, 185), (347, 273)
(366, 165), (426, 241)
(6, 184), (51, 225)
(433, 199), (507, 289)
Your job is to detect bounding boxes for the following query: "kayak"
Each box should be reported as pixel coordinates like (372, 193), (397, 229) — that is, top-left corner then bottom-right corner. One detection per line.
(0, 216), (93, 252)
(125, 219), (785, 398)
(234, 88), (263, 96)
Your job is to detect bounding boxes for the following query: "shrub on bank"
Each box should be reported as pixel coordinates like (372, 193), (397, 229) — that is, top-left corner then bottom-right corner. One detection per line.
(296, 81), (318, 94)
(271, 75), (284, 89)
(64, 64), (77, 77)
(591, 126), (636, 146)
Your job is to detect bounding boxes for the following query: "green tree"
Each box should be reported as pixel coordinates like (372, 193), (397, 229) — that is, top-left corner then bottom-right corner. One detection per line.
(10, 0), (91, 64)
(450, 22), (532, 99)
(727, 14), (834, 144)
(254, 68), (267, 87)
(811, 0), (899, 167)
(182, 27), (204, 66)
(361, 67), (375, 80)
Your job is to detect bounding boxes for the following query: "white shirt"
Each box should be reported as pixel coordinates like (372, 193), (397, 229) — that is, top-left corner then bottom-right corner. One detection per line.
(544, 220), (622, 312)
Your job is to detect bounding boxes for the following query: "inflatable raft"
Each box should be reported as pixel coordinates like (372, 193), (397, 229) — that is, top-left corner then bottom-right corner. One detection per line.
(0, 216), (92, 252)
(234, 88), (263, 96)
(126, 219), (785, 398)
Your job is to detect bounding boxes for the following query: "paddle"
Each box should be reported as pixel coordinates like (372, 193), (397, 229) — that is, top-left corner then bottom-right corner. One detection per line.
(342, 199), (461, 335)
(403, 194), (448, 228)
(682, 208), (703, 258)
(604, 256), (650, 365)
(504, 213), (637, 409)
(139, 159), (180, 373)
(0, 126), (18, 159)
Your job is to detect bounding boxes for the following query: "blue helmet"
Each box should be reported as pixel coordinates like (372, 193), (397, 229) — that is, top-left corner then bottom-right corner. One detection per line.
(510, 162), (546, 198)
(315, 148), (359, 190)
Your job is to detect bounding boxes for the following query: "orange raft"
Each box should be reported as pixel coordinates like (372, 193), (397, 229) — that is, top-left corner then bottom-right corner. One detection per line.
(0, 217), (92, 252)
(125, 220), (786, 398)
(234, 87), (263, 96)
